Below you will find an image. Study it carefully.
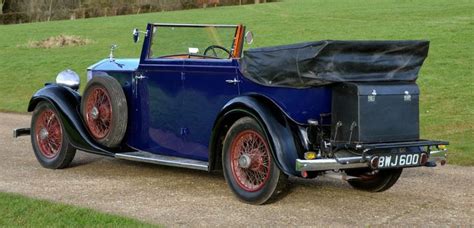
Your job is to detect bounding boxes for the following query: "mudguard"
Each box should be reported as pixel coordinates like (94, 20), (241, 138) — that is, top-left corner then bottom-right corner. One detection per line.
(28, 84), (115, 156)
(211, 95), (301, 176)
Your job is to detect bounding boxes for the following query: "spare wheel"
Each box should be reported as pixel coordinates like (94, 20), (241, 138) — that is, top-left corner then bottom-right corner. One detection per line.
(81, 75), (128, 148)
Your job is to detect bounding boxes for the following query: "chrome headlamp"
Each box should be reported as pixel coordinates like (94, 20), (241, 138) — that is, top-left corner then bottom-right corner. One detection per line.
(56, 69), (80, 90)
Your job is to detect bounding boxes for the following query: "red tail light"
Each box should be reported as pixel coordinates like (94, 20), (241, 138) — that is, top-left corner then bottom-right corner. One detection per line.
(420, 153), (428, 165)
(301, 171), (308, 178)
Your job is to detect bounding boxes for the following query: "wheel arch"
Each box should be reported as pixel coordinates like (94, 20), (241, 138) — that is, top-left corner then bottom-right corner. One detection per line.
(28, 84), (115, 156)
(209, 95), (303, 176)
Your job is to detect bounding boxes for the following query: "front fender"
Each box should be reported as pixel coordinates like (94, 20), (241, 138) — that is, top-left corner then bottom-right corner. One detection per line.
(212, 95), (301, 176)
(28, 84), (115, 156)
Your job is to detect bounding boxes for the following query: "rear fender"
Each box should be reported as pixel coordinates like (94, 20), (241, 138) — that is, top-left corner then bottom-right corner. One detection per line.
(210, 95), (301, 176)
(28, 84), (115, 156)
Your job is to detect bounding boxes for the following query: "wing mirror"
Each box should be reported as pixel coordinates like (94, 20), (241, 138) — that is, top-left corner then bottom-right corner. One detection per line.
(132, 28), (140, 43)
(245, 31), (254, 45)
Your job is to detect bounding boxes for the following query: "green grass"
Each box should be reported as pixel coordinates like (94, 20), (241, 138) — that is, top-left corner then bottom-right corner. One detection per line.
(0, 192), (156, 227)
(0, 0), (472, 165)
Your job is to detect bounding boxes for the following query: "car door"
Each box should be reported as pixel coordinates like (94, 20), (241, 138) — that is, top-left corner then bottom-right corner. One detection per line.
(129, 59), (186, 158)
(179, 58), (240, 161)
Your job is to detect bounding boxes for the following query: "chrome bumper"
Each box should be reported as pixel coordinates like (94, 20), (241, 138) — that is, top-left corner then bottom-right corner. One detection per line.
(13, 128), (31, 138)
(296, 156), (371, 172)
(427, 149), (447, 166)
(296, 149), (448, 172)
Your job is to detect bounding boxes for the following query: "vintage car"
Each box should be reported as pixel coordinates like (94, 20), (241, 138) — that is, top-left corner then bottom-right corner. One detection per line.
(14, 23), (448, 204)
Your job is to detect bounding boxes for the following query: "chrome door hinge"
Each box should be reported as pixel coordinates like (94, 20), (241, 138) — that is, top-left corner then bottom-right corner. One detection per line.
(135, 74), (147, 80)
(225, 78), (241, 85)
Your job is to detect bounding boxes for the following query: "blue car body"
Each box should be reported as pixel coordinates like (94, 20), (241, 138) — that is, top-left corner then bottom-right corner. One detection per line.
(86, 57), (330, 175)
(25, 23), (448, 179)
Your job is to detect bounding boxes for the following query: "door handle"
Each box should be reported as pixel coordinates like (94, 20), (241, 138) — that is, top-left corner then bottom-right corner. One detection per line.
(133, 73), (146, 99)
(225, 78), (241, 85)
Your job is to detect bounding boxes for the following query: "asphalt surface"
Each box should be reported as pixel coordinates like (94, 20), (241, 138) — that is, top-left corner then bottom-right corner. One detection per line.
(1, 112), (473, 226)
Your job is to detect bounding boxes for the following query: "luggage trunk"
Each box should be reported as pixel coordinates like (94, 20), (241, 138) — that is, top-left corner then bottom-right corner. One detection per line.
(331, 82), (420, 143)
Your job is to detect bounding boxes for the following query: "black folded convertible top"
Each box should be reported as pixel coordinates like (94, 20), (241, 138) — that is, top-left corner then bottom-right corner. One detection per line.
(239, 40), (429, 88)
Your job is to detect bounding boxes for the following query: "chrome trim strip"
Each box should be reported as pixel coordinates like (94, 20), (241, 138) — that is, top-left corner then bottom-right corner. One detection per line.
(115, 151), (209, 171)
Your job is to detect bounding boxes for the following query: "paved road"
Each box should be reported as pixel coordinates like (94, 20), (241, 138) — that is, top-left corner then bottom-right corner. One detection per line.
(1, 112), (472, 226)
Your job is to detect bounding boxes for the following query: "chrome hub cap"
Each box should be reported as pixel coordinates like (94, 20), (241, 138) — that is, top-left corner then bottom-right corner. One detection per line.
(238, 154), (252, 169)
(90, 106), (99, 120)
(39, 128), (49, 140)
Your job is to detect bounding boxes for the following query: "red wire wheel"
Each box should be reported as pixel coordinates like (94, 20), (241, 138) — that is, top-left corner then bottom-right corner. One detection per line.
(31, 101), (76, 169)
(34, 108), (63, 159)
(84, 86), (113, 140)
(230, 130), (272, 192)
(222, 117), (288, 204)
(81, 75), (128, 148)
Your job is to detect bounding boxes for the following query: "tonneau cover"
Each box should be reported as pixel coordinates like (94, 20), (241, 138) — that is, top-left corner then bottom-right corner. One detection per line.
(239, 40), (429, 88)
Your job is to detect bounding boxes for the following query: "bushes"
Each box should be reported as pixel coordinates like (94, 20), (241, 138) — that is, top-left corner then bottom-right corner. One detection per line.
(0, 0), (276, 24)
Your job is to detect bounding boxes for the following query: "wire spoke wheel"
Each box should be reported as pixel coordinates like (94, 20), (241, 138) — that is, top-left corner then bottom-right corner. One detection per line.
(31, 101), (76, 169)
(222, 117), (288, 204)
(230, 130), (271, 192)
(81, 75), (128, 148)
(84, 86), (112, 139)
(34, 108), (63, 159)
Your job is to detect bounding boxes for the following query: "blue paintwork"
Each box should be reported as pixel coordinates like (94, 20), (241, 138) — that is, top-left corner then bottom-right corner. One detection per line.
(88, 58), (139, 72)
(237, 76), (332, 124)
(85, 23), (332, 171)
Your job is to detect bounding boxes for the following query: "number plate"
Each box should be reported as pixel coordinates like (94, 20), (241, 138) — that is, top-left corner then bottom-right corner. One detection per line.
(378, 153), (421, 169)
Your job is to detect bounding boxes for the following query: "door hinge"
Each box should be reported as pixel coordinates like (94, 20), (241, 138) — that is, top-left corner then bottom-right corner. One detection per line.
(135, 74), (147, 80)
(225, 78), (241, 85)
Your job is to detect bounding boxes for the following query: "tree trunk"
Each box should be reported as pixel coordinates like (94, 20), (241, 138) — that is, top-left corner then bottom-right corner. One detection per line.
(48, 0), (53, 21)
(0, 0), (5, 14)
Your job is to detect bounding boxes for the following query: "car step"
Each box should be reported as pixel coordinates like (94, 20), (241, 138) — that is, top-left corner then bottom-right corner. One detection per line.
(13, 128), (31, 138)
(115, 151), (209, 171)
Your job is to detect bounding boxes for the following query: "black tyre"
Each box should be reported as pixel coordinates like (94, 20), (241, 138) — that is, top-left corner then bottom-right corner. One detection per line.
(345, 168), (403, 192)
(31, 101), (76, 169)
(81, 75), (127, 148)
(222, 117), (288, 204)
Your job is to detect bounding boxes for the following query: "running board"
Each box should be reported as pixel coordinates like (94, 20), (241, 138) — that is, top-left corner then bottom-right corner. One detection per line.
(115, 151), (209, 171)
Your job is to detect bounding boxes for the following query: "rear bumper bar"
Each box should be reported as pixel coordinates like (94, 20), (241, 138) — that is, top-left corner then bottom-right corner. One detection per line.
(296, 144), (448, 172)
(296, 156), (369, 171)
(427, 149), (447, 165)
(13, 128), (31, 138)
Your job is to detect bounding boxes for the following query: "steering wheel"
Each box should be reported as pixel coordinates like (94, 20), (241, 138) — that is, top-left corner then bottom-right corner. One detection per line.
(203, 45), (231, 58)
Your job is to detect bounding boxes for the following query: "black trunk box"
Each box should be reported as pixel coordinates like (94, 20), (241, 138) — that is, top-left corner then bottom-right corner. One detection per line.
(331, 82), (420, 143)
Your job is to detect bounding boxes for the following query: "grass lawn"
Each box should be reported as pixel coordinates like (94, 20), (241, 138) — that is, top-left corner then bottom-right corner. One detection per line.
(0, 192), (156, 227)
(0, 0), (472, 165)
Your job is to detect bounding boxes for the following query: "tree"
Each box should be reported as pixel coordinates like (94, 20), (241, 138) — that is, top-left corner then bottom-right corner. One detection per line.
(0, 0), (5, 14)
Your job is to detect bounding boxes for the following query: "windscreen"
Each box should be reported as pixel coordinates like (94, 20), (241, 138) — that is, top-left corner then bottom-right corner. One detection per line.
(150, 25), (237, 59)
